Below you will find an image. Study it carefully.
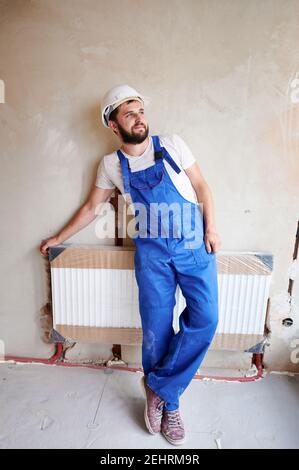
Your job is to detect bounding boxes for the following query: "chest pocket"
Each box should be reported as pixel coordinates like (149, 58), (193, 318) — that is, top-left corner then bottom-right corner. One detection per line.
(130, 166), (164, 190)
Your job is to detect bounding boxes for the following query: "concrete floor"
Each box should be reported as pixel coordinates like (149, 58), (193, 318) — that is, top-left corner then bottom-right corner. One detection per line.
(0, 362), (298, 449)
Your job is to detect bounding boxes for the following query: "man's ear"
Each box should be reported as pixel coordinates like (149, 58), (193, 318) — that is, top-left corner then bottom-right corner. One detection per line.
(108, 120), (116, 131)
(108, 120), (119, 136)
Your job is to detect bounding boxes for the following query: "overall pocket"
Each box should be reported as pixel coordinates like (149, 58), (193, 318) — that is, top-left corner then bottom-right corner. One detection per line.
(192, 240), (216, 265)
(130, 168), (164, 190)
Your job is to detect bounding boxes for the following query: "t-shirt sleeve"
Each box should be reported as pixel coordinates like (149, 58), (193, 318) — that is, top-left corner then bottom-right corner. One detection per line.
(95, 157), (116, 189)
(173, 134), (196, 170)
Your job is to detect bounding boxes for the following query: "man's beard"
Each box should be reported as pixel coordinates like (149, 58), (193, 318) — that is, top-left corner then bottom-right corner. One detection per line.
(116, 122), (149, 144)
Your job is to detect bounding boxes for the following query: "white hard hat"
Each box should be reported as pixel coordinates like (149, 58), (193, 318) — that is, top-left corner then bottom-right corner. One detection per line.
(100, 84), (150, 128)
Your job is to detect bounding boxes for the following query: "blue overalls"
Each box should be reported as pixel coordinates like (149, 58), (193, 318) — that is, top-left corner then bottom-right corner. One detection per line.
(117, 136), (219, 411)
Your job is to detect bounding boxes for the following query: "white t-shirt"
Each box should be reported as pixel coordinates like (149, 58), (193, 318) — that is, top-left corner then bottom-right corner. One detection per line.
(95, 134), (198, 204)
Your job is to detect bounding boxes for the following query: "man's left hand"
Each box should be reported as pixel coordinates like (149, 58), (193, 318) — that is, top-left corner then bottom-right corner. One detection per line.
(204, 229), (221, 254)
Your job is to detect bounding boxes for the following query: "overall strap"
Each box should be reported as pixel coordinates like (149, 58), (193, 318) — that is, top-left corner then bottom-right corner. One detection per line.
(152, 135), (181, 174)
(116, 149), (131, 194)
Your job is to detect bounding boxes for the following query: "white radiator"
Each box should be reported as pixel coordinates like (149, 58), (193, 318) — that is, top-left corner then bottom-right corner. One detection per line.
(49, 245), (273, 351)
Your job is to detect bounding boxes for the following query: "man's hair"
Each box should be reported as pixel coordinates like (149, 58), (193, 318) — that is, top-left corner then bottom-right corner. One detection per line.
(109, 99), (138, 124)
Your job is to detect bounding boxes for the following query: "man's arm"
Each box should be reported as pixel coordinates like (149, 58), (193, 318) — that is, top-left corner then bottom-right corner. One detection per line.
(185, 162), (221, 253)
(39, 186), (114, 256)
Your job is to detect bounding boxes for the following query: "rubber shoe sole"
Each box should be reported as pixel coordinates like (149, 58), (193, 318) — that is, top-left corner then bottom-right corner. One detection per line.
(161, 430), (186, 446)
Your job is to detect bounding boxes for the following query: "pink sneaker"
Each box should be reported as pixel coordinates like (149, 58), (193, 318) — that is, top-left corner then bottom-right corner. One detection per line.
(161, 409), (186, 445)
(140, 376), (165, 434)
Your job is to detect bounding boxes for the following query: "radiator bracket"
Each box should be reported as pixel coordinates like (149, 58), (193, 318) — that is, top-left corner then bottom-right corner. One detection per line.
(244, 336), (270, 353)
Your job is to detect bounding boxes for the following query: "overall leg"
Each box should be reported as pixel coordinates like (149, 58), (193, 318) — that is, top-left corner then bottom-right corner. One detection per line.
(134, 251), (177, 377)
(146, 248), (219, 410)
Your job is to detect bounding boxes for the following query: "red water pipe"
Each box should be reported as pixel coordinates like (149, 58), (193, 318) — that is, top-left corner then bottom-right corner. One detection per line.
(4, 342), (64, 365)
(4, 343), (264, 382)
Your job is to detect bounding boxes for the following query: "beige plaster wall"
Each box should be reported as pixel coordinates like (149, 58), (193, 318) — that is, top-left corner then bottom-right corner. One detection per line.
(0, 0), (298, 370)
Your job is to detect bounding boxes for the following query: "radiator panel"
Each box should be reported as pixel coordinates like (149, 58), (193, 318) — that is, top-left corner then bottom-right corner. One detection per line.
(50, 245), (273, 351)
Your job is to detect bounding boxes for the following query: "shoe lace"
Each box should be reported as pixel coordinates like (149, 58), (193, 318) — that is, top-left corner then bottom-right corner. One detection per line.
(153, 400), (164, 423)
(167, 410), (184, 429)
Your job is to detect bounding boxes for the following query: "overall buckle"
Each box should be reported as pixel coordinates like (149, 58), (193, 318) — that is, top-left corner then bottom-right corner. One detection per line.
(154, 150), (163, 160)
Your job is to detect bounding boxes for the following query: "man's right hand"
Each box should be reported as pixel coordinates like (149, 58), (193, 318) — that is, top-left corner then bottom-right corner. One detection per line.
(39, 236), (61, 257)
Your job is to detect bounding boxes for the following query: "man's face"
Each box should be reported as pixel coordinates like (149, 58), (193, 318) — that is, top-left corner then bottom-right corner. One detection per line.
(109, 100), (149, 144)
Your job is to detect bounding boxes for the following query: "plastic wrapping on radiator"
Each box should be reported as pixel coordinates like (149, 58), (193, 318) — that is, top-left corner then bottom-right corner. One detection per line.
(49, 245), (273, 351)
